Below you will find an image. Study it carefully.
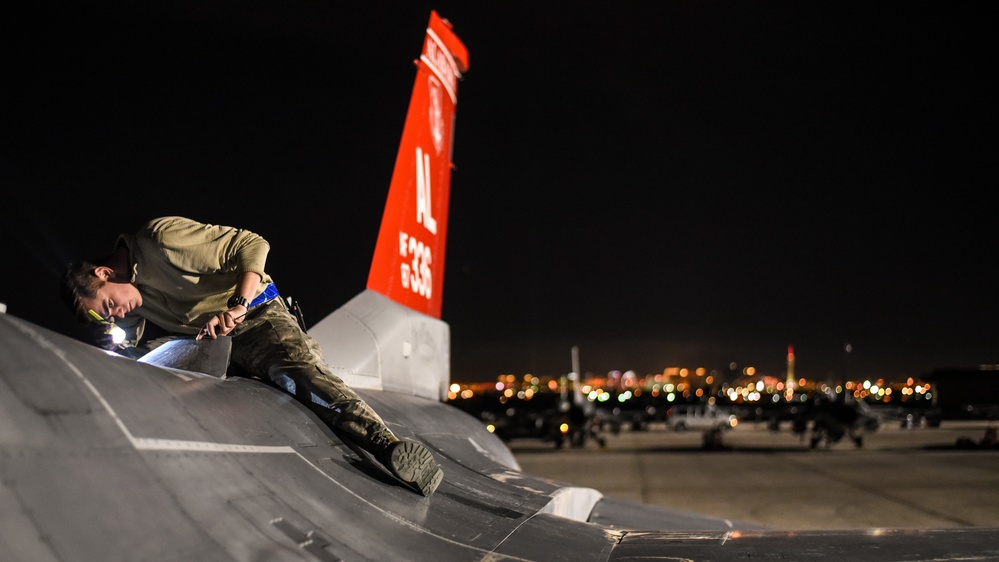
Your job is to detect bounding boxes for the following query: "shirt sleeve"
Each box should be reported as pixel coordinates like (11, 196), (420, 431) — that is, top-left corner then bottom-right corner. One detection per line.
(142, 216), (270, 277)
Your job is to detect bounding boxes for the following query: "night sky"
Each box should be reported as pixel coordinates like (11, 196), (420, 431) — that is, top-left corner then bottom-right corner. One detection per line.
(3, 2), (995, 383)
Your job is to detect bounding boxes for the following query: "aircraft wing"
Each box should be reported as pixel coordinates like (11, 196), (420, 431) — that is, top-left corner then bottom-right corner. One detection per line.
(4, 312), (999, 561)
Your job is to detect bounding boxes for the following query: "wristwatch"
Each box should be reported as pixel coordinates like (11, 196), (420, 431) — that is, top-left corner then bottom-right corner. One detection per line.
(227, 294), (250, 309)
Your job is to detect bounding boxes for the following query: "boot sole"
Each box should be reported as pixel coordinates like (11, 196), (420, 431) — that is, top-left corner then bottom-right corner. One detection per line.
(387, 441), (444, 496)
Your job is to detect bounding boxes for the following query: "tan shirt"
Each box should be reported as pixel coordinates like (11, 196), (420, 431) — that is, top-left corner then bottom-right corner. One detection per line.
(115, 216), (274, 338)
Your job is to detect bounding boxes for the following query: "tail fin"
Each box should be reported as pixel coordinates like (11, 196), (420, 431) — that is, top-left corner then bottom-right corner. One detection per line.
(309, 12), (467, 401)
(366, 10), (469, 319)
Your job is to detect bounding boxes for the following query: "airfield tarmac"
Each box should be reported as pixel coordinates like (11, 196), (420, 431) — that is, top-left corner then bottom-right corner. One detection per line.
(509, 420), (999, 530)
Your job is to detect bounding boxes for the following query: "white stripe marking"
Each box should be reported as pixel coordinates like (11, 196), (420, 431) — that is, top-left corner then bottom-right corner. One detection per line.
(132, 438), (294, 453)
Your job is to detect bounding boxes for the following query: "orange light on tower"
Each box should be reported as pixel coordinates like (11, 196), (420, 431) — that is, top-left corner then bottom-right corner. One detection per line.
(786, 345), (796, 390)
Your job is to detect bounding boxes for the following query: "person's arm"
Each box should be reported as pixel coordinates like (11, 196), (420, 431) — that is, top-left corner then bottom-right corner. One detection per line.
(231, 270), (262, 309)
(148, 217), (271, 280)
(197, 271), (262, 340)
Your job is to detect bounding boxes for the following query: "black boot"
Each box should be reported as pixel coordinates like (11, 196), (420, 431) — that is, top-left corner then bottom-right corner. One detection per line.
(377, 440), (444, 497)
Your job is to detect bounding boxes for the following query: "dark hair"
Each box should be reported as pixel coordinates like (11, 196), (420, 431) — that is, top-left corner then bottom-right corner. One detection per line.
(60, 260), (104, 323)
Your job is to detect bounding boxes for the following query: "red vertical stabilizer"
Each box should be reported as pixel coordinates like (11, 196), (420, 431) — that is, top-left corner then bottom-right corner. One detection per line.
(366, 11), (469, 319)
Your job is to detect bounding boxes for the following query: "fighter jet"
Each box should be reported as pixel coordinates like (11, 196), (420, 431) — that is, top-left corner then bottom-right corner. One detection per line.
(808, 388), (880, 448)
(2, 11), (998, 561)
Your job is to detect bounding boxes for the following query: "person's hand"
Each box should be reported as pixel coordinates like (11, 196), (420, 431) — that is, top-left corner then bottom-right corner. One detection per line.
(197, 305), (247, 340)
(85, 322), (116, 350)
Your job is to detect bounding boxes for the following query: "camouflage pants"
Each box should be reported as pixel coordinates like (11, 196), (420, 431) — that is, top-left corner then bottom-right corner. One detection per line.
(230, 299), (397, 453)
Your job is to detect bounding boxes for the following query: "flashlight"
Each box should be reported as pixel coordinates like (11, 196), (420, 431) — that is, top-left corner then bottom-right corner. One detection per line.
(87, 309), (127, 345)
